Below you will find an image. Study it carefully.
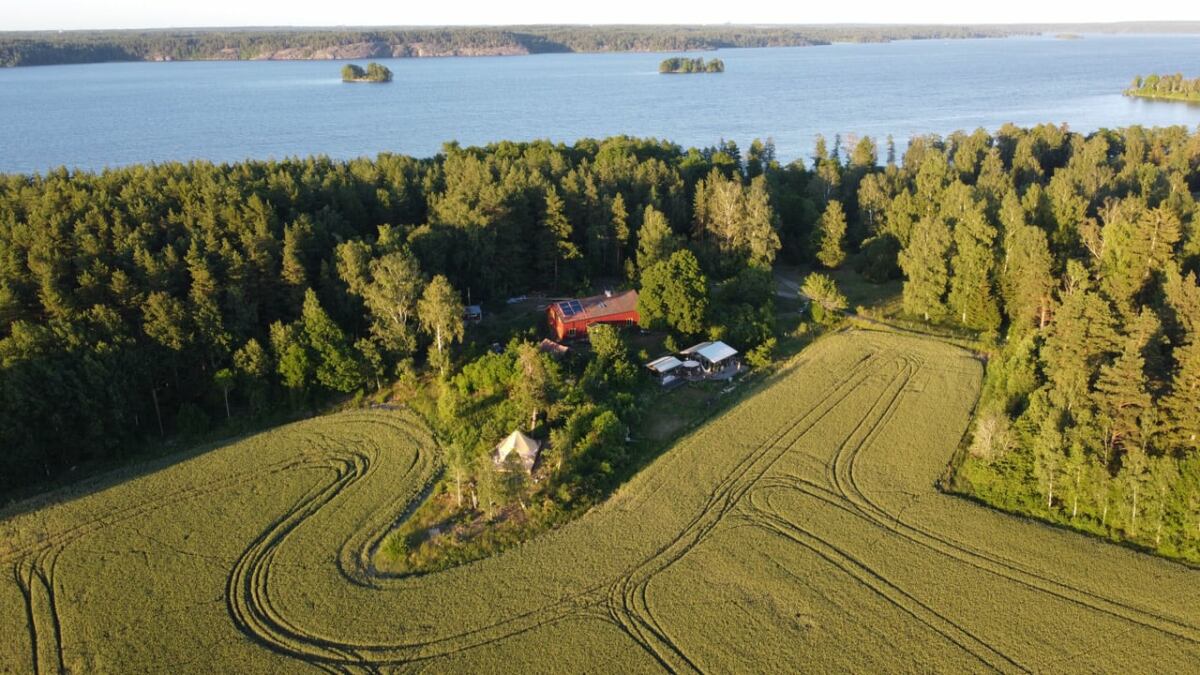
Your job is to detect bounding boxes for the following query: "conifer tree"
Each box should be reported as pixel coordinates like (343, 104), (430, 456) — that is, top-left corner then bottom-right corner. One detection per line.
(635, 205), (679, 273)
(610, 192), (630, 274)
(947, 204), (1001, 331)
(301, 289), (364, 393)
(898, 215), (952, 321)
(1041, 262), (1119, 414)
(1093, 325), (1153, 458)
(814, 200), (848, 269)
(1162, 337), (1200, 453)
(998, 192), (1055, 333)
(542, 188), (579, 289)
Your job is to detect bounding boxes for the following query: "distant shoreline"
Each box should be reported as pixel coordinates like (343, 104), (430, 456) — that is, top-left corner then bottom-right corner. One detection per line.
(1126, 91), (1200, 104)
(7, 22), (1200, 68)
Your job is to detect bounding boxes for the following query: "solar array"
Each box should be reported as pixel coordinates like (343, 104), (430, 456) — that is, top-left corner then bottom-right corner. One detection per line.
(558, 300), (584, 317)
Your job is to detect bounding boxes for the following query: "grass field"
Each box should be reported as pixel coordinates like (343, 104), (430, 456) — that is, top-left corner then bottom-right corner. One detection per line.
(3, 329), (1199, 672)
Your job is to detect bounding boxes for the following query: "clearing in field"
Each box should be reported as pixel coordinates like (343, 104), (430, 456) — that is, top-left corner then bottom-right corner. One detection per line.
(2, 329), (1198, 672)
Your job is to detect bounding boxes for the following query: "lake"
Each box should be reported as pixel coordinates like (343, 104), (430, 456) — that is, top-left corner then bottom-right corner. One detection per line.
(2, 34), (1199, 174)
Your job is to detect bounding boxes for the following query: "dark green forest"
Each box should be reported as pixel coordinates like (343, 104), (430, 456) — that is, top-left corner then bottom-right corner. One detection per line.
(1126, 73), (1200, 103)
(0, 24), (1038, 67)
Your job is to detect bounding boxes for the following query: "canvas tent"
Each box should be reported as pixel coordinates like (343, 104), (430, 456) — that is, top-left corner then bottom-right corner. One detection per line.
(492, 430), (542, 472)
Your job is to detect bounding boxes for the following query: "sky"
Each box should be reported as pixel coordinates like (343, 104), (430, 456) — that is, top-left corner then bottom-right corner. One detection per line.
(3, 0), (1199, 31)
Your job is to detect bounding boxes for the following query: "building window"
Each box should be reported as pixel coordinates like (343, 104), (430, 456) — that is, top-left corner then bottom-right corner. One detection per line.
(567, 327), (576, 338)
(626, 319), (633, 327)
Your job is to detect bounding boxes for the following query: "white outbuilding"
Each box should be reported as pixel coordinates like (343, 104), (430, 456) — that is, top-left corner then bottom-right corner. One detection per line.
(679, 340), (740, 374)
(646, 355), (684, 386)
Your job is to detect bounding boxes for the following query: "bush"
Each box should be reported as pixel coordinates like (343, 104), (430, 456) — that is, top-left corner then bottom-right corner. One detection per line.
(856, 233), (902, 282)
(745, 338), (777, 369)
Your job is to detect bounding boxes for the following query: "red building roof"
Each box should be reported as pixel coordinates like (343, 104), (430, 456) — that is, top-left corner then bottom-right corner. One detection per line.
(546, 289), (639, 340)
(549, 290), (638, 323)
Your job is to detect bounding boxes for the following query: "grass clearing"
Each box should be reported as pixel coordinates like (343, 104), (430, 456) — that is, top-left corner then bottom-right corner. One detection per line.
(2, 330), (1199, 672)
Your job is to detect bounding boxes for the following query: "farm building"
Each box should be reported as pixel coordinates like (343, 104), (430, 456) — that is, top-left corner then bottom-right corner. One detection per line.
(645, 355), (685, 387)
(680, 341), (740, 375)
(546, 289), (639, 341)
(492, 430), (541, 472)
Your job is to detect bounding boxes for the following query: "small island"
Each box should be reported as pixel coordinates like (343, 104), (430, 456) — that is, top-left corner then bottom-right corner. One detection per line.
(1054, 33), (1083, 40)
(341, 62), (393, 83)
(1125, 73), (1200, 103)
(659, 57), (724, 74)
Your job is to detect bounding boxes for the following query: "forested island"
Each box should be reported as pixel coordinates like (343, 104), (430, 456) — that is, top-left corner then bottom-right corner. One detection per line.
(659, 57), (724, 73)
(1125, 73), (1200, 102)
(342, 62), (393, 82)
(2, 125), (1200, 571)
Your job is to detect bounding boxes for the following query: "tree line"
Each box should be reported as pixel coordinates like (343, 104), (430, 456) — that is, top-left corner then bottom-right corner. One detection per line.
(0, 24), (1040, 68)
(0, 137), (809, 495)
(1126, 73), (1200, 103)
(799, 124), (1200, 562)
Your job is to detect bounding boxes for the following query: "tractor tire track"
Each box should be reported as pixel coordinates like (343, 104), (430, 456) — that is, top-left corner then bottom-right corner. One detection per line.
(739, 356), (1028, 672)
(827, 361), (1200, 645)
(604, 351), (908, 672)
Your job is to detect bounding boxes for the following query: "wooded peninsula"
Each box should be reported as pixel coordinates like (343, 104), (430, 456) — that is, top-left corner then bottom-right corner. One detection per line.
(1126, 73), (1200, 103)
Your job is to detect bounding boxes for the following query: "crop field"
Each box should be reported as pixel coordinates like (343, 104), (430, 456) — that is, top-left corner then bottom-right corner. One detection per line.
(3, 329), (1199, 673)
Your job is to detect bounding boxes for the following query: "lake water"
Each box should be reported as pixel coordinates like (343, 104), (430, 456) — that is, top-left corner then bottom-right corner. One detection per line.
(2, 34), (1200, 174)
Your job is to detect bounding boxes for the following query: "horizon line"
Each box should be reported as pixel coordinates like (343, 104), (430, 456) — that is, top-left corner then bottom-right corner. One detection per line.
(5, 19), (1200, 34)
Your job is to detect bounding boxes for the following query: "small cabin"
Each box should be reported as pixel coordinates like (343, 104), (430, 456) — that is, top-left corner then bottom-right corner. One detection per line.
(646, 355), (684, 387)
(464, 304), (483, 322)
(546, 289), (639, 341)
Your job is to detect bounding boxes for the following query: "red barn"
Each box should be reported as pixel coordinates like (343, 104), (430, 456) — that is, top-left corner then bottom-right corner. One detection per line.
(546, 290), (639, 341)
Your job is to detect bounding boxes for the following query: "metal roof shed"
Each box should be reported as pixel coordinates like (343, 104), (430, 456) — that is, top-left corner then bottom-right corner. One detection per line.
(646, 355), (683, 374)
(680, 341), (739, 371)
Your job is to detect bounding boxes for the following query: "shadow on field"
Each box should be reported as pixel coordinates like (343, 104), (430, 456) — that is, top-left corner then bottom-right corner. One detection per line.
(0, 415), (310, 524)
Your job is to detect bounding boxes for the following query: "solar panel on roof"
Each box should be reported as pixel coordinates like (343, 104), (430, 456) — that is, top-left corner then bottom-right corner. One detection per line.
(558, 301), (575, 317)
(570, 300), (583, 314)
